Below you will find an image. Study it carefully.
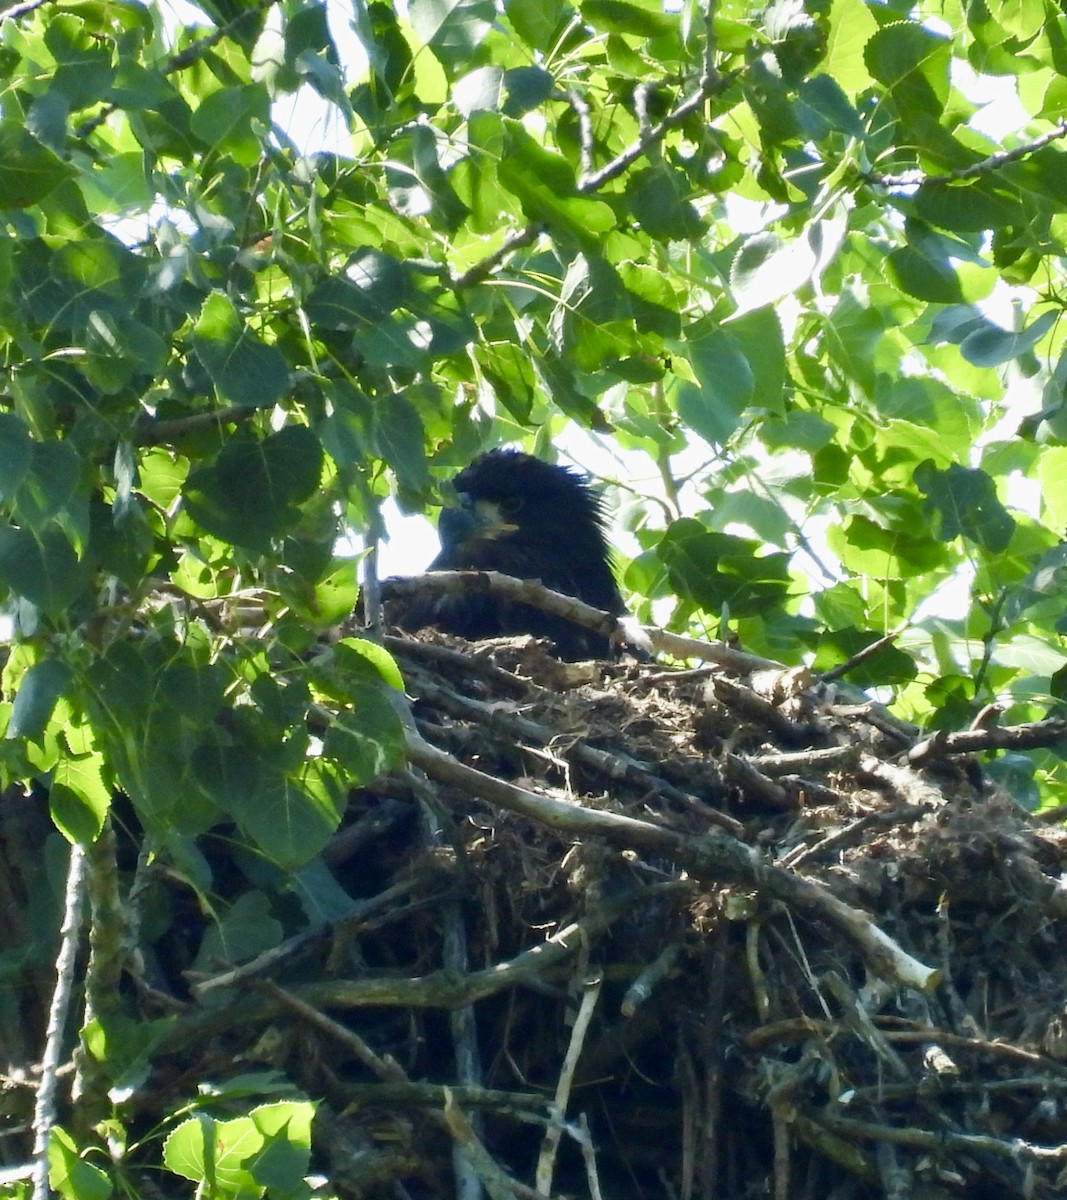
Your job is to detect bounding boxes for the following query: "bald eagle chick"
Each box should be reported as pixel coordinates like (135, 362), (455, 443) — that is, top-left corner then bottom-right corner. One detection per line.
(400, 450), (625, 660)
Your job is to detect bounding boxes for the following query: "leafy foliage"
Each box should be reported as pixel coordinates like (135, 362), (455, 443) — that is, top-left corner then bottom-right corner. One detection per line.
(3, 0), (1067, 1188)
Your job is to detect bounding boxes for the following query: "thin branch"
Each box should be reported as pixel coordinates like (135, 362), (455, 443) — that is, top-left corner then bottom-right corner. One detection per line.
(361, 537), (383, 639)
(863, 118), (1067, 192)
(265, 983), (546, 1200)
(0, 0), (47, 19)
(908, 718), (1067, 766)
(818, 623), (908, 684)
(568, 89), (595, 178)
(161, 892), (642, 1049)
(75, 0), (280, 138)
(453, 46), (730, 288)
(814, 1111), (1067, 1165)
(401, 661), (744, 833)
(579, 71), (726, 194)
(32, 845), (88, 1200)
(536, 973), (601, 1195)
(382, 570), (772, 672)
(453, 224), (544, 290)
(133, 405), (256, 444)
(405, 733), (939, 992)
(71, 823), (126, 1134)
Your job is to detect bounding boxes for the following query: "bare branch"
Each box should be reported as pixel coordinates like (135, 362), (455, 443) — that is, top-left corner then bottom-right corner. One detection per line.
(908, 718), (1067, 765)
(863, 119), (1067, 192)
(32, 846), (87, 1200)
(133, 405), (256, 444)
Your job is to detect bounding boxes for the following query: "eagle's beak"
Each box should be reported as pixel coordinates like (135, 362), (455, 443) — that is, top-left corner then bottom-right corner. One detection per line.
(438, 494), (518, 551)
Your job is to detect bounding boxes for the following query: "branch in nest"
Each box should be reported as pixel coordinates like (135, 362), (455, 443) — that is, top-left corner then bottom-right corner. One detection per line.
(402, 660), (745, 834)
(384, 571), (783, 672)
(406, 734), (939, 993)
(908, 718), (1067, 766)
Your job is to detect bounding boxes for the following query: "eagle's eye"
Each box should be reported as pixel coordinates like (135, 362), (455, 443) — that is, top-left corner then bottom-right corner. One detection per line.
(499, 496), (524, 517)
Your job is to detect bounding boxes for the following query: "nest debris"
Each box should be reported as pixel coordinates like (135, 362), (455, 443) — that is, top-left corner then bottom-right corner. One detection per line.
(6, 621), (1067, 1200)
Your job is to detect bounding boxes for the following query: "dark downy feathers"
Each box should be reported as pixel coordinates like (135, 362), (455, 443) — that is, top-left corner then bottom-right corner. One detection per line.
(401, 449), (625, 659)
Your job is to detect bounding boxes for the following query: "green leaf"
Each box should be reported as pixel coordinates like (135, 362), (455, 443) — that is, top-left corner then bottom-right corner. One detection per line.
(84, 643), (227, 835)
(332, 637), (405, 692)
(453, 66), (503, 116)
(190, 84), (270, 165)
(828, 515), (948, 579)
(304, 250), (410, 328)
(44, 14), (116, 107)
(372, 393), (430, 496)
(499, 120), (616, 247)
(13, 440), (85, 536)
(193, 891), (283, 972)
(246, 1101), (314, 1192)
(672, 323), (754, 446)
(164, 1113), (260, 1196)
(822, 0), (878, 98)
(581, 0), (676, 36)
(193, 744), (341, 868)
(958, 309), (1056, 368)
(914, 461), (1016, 552)
(0, 526), (89, 619)
(657, 519), (792, 616)
(409, 0), (496, 70)
(537, 352), (611, 430)
(864, 21), (950, 113)
(812, 628), (918, 686)
(0, 121), (74, 207)
(617, 262), (682, 338)
(727, 309), (785, 413)
(1038, 447), (1067, 530)
(990, 634), (1067, 675)
(7, 658), (72, 742)
(502, 66), (555, 116)
(886, 244), (962, 303)
(731, 231), (818, 314)
(914, 179), (1026, 232)
(191, 292), (290, 409)
(51, 748), (112, 845)
(477, 341), (538, 422)
(506, 0), (571, 49)
(49, 1126), (112, 1200)
(183, 427), (325, 553)
(0, 412), (34, 502)
(627, 165), (704, 241)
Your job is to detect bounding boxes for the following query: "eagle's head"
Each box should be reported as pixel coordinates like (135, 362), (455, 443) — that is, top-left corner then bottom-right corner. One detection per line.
(437, 449), (605, 560)
(418, 449), (624, 658)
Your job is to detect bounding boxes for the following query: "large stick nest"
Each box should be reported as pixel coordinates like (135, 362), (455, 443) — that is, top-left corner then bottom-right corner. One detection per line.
(6, 616), (1067, 1199)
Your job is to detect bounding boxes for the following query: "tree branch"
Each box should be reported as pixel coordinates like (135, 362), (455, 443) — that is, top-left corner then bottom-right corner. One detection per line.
(382, 570), (771, 671)
(133, 405), (256, 444)
(908, 718), (1067, 766)
(863, 119), (1067, 192)
(451, 51), (731, 288)
(32, 845), (87, 1200)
